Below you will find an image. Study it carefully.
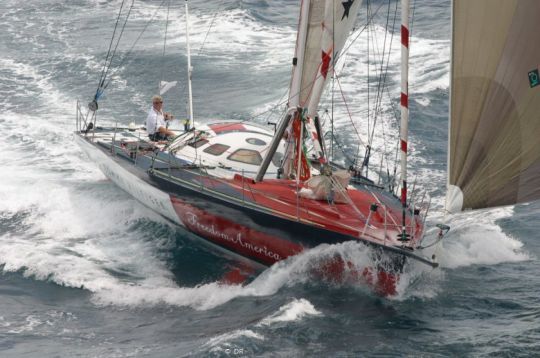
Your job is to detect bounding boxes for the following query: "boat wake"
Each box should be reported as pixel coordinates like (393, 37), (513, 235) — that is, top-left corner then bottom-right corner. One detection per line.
(400, 207), (531, 300)
(87, 242), (378, 309)
(199, 298), (322, 355)
(1, 198), (527, 310)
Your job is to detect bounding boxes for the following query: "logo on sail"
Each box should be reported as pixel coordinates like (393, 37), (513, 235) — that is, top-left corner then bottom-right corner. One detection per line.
(528, 69), (539, 88)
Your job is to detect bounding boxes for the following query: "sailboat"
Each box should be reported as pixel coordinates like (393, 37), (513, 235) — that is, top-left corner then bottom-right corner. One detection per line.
(75, 0), (540, 296)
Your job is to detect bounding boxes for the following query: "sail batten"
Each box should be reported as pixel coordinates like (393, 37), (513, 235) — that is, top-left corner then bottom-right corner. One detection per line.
(447, 0), (540, 212)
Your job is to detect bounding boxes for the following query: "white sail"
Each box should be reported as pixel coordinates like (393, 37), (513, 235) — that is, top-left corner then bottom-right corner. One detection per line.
(256, 0), (363, 182)
(289, 0), (362, 116)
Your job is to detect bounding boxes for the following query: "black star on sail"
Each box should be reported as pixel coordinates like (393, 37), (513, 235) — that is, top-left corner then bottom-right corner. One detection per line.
(341, 0), (355, 21)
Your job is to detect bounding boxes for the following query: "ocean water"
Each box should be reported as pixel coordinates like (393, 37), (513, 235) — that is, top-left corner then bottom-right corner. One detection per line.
(1, 0), (539, 357)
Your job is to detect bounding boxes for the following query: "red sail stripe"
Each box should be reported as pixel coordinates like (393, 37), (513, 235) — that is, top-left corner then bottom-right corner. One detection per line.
(321, 50), (331, 79)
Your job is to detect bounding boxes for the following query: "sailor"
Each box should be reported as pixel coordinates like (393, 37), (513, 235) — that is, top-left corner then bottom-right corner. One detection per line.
(146, 95), (175, 141)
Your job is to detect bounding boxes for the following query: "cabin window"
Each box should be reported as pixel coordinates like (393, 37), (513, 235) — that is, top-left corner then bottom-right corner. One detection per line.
(271, 151), (283, 167)
(203, 143), (230, 156)
(188, 138), (209, 148)
(227, 149), (263, 165)
(246, 137), (266, 146)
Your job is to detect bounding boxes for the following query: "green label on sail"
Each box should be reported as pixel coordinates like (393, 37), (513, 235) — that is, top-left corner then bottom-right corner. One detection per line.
(528, 69), (540, 88)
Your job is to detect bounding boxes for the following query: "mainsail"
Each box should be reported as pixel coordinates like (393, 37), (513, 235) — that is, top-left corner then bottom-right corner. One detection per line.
(446, 0), (540, 213)
(289, 0), (363, 117)
(272, 0), (363, 181)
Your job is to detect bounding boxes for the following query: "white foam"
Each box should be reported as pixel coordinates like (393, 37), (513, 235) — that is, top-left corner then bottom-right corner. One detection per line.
(91, 281), (245, 310)
(436, 211), (529, 269)
(6, 315), (43, 334)
(76, 241), (373, 310)
(0, 316), (11, 328)
(409, 37), (450, 94)
(0, 58), (67, 115)
(0, 145), (176, 297)
(204, 329), (264, 354)
(257, 298), (322, 326)
(397, 208), (529, 300)
(167, 8), (295, 62)
(394, 263), (445, 301)
(413, 205), (529, 276)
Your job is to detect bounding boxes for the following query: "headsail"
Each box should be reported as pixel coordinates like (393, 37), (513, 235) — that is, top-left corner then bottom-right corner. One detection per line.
(446, 0), (540, 213)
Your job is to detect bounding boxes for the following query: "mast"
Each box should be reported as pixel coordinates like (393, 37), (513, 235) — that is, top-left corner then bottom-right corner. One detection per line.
(185, 0), (194, 129)
(255, 0), (310, 183)
(288, 0), (310, 109)
(399, 0), (410, 240)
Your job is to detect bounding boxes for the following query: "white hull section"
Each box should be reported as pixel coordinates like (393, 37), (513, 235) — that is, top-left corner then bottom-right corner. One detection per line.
(75, 135), (183, 226)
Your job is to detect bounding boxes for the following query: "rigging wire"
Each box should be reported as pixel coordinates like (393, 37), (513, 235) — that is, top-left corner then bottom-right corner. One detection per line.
(174, 0), (225, 120)
(102, 0), (169, 93)
(366, 0), (371, 143)
(368, 0), (396, 147)
(249, 0), (389, 125)
(94, 0), (135, 101)
(330, 1), (336, 161)
(96, 0), (126, 95)
(243, 1), (395, 175)
(196, 2), (223, 57)
(369, 0), (399, 185)
(159, 0), (172, 92)
(92, 0), (397, 176)
(334, 75), (365, 149)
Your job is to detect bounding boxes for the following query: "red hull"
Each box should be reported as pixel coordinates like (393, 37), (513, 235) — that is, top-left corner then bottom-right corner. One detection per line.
(171, 197), (304, 266)
(168, 189), (412, 297)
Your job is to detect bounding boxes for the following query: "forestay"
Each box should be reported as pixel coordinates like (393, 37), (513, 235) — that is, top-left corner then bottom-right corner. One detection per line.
(446, 0), (540, 213)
